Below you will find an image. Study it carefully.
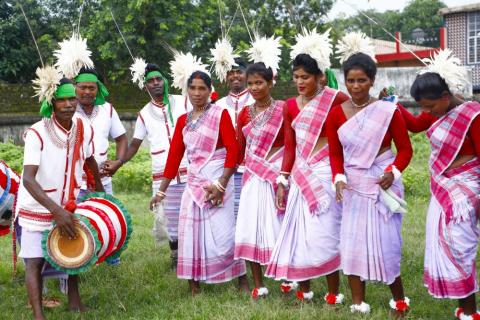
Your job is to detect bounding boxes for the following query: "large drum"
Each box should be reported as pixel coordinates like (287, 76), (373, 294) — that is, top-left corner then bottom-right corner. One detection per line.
(0, 161), (20, 236)
(42, 193), (132, 275)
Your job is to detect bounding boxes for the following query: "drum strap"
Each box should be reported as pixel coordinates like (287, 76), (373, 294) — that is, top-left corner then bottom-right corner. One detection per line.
(64, 118), (85, 213)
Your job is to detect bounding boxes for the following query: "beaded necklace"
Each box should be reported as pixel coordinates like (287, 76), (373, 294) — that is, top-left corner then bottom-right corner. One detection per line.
(186, 104), (211, 132)
(43, 118), (77, 149)
(248, 98), (275, 129)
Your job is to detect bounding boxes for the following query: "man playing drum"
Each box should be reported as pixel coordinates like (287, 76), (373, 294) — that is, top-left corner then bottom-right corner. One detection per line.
(16, 72), (104, 320)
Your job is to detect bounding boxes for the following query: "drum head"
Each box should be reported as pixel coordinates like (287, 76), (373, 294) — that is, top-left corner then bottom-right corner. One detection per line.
(43, 215), (100, 275)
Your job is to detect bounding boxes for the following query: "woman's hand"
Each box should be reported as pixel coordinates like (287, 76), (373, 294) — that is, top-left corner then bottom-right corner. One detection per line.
(335, 181), (349, 203)
(275, 184), (286, 210)
(378, 172), (394, 190)
(150, 194), (165, 211)
(203, 184), (224, 207)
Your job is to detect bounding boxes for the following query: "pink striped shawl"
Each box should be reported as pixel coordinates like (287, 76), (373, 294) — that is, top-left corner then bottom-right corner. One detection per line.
(291, 88), (338, 214)
(338, 100), (397, 170)
(427, 101), (480, 224)
(242, 100), (285, 186)
(183, 104), (224, 207)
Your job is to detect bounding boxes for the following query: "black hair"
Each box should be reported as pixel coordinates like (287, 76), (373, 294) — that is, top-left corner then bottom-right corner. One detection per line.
(78, 66), (104, 82)
(342, 52), (377, 80)
(187, 71), (212, 89)
(145, 63), (162, 74)
(246, 62), (274, 82)
(410, 72), (451, 101)
(292, 53), (322, 76)
(59, 77), (74, 86)
(232, 57), (247, 71)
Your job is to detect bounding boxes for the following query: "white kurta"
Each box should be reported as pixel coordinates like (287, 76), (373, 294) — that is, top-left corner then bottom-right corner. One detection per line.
(216, 89), (255, 128)
(16, 117), (94, 231)
(133, 95), (191, 191)
(75, 102), (126, 189)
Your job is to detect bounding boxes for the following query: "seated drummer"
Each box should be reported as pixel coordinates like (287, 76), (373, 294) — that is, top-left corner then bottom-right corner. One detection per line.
(16, 76), (104, 320)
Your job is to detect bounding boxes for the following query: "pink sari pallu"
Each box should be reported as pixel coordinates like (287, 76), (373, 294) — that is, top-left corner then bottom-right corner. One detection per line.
(177, 104), (246, 283)
(424, 102), (480, 298)
(337, 101), (405, 284)
(242, 100), (284, 188)
(291, 87), (337, 214)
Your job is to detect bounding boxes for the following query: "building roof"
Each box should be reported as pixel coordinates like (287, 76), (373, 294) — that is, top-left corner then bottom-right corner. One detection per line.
(372, 39), (435, 55)
(439, 3), (480, 15)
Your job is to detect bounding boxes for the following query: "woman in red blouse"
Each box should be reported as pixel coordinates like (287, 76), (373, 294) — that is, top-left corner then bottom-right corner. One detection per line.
(327, 52), (412, 315)
(234, 62), (285, 299)
(407, 70), (480, 319)
(153, 71), (248, 295)
(265, 53), (349, 303)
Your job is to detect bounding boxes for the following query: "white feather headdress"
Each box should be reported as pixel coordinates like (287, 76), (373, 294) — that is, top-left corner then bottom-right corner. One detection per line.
(420, 49), (469, 91)
(290, 28), (332, 72)
(54, 33), (94, 79)
(130, 57), (148, 89)
(246, 34), (282, 75)
(210, 38), (239, 83)
(32, 65), (62, 104)
(170, 51), (209, 95)
(336, 31), (376, 63)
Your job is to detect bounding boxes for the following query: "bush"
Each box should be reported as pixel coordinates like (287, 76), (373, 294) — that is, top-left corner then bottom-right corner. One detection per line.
(0, 142), (23, 173)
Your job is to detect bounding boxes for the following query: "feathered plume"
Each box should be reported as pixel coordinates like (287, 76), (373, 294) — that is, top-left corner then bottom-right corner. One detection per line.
(169, 51), (209, 95)
(420, 49), (469, 91)
(210, 38), (239, 83)
(290, 28), (333, 72)
(32, 65), (62, 104)
(246, 34), (282, 75)
(54, 33), (94, 79)
(130, 57), (148, 89)
(336, 31), (377, 63)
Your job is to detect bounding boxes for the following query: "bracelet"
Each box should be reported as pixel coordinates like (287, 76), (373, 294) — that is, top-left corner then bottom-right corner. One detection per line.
(117, 158), (125, 166)
(213, 180), (226, 193)
(276, 175), (289, 188)
(156, 190), (166, 198)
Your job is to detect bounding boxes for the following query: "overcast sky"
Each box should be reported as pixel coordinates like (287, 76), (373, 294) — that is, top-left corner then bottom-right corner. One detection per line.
(327, 0), (480, 20)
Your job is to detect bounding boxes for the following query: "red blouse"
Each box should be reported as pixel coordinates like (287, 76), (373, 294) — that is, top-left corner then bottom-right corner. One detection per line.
(398, 104), (480, 157)
(327, 104), (413, 179)
(236, 105), (285, 164)
(163, 109), (239, 179)
(281, 91), (350, 173)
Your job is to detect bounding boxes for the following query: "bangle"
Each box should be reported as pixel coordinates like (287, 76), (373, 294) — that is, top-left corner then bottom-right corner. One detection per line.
(276, 175), (289, 188)
(117, 158), (125, 166)
(156, 190), (166, 198)
(213, 180), (226, 193)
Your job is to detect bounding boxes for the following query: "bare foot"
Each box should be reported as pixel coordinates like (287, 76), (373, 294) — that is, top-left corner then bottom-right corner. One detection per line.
(238, 275), (250, 294)
(189, 280), (201, 296)
(68, 303), (88, 312)
(390, 309), (406, 319)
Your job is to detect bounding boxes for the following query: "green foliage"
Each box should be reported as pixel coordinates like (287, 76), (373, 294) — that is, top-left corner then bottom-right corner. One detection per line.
(1, 0), (334, 84)
(0, 142), (24, 173)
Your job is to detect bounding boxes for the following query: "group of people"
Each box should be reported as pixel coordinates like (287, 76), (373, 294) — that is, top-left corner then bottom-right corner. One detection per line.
(12, 27), (480, 320)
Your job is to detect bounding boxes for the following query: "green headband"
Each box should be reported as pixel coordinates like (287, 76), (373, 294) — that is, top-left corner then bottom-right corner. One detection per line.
(144, 70), (174, 126)
(325, 68), (338, 90)
(75, 73), (110, 105)
(39, 83), (76, 118)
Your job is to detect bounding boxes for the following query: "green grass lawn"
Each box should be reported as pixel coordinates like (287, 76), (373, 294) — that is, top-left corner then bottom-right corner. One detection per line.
(0, 135), (471, 319)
